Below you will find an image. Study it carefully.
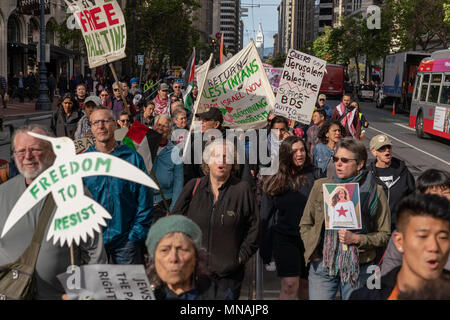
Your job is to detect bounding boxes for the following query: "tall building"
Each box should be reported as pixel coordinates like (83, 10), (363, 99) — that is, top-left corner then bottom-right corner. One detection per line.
(333, 0), (378, 27)
(192, 0), (214, 46)
(255, 23), (264, 58)
(317, 0), (333, 35)
(273, 33), (279, 56)
(277, 0), (315, 54)
(213, 0), (242, 54)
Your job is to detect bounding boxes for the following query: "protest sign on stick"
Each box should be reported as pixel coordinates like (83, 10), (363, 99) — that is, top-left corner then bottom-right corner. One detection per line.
(65, 0), (130, 114)
(196, 41), (275, 130)
(1, 133), (159, 248)
(274, 50), (327, 125)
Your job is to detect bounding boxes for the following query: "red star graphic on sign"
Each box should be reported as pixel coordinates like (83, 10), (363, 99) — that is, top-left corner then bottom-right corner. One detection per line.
(337, 206), (348, 217)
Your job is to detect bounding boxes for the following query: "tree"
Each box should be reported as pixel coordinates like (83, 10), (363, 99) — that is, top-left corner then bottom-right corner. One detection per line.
(312, 26), (343, 64)
(385, 0), (450, 51)
(265, 53), (287, 67)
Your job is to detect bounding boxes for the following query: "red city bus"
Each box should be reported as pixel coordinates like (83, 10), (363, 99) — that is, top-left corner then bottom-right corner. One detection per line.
(319, 64), (345, 98)
(409, 50), (450, 140)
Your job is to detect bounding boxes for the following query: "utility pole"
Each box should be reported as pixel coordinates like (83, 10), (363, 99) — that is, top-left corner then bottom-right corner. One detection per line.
(35, 0), (51, 111)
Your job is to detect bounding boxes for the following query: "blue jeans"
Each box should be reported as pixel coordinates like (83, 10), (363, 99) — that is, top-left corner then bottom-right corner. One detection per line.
(308, 259), (374, 300)
(108, 240), (144, 264)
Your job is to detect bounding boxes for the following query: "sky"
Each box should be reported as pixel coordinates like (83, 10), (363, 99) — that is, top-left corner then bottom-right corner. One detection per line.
(241, 0), (279, 50)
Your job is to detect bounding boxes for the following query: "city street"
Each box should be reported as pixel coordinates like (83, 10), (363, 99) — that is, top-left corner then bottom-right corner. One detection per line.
(1, 98), (449, 300)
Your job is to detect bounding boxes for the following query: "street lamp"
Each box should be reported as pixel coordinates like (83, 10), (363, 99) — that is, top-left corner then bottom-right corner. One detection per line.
(35, 0), (51, 111)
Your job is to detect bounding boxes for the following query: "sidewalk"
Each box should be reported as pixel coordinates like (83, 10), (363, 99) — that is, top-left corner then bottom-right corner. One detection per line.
(0, 97), (58, 120)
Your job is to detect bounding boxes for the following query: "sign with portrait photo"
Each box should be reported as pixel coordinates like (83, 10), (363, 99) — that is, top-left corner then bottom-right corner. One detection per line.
(322, 183), (362, 230)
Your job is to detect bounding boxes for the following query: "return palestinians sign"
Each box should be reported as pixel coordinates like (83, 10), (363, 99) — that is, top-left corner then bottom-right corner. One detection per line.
(64, 0), (127, 68)
(197, 41), (275, 130)
(274, 49), (326, 125)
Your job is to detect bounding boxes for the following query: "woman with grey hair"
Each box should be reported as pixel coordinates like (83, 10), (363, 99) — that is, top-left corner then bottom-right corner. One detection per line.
(145, 215), (233, 300)
(172, 109), (188, 144)
(152, 114), (183, 218)
(172, 139), (260, 300)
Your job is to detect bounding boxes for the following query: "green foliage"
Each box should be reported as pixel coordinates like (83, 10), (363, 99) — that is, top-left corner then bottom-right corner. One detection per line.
(385, 0), (450, 51)
(51, 15), (85, 52)
(265, 53), (287, 67)
(445, 4), (450, 23)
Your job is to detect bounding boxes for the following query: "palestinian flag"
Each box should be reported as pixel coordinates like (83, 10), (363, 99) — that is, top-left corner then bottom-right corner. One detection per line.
(123, 121), (162, 173)
(183, 48), (196, 111)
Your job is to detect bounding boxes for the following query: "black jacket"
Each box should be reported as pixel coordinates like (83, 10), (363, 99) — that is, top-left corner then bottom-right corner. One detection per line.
(172, 175), (260, 278)
(154, 276), (233, 300)
(259, 168), (315, 264)
(369, 157), (415, 230)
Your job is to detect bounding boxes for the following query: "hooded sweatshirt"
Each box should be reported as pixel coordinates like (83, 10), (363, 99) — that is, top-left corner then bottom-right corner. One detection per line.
(369, 157), (415, 230)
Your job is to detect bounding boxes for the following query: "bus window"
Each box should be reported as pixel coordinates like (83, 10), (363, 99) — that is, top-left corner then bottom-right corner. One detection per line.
(420, 74), (430, 101)
(440, 85), (450, 105)
(427, 73), (442, 103)
(413, 74), (421, 100)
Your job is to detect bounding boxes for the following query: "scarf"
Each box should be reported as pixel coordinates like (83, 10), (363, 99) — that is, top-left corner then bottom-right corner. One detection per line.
(322, 169), (378, 287)
(153, 95), (169, 116)
(337, 103), (357, 138)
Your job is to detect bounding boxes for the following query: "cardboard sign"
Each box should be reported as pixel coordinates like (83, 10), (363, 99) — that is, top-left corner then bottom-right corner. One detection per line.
(57, 264), (155, 300)
(65, 0), (127, 68)
(196, 41), (275, 130)
(322, 183), (362, 230)
(1, 133), (159, 247)
(74, 137), (95, 154)
(274, 50), (326, 125)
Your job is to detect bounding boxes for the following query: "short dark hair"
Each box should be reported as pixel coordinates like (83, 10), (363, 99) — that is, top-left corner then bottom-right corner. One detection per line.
(336, 138), (368, 168)
(313, 108), (327, 119)
(318, 119), (344, 144)
(119, 111), (129, 118)
(270, 115), (289, 129)
(416, 169), (450, 193)
(396, 192), (450, 233)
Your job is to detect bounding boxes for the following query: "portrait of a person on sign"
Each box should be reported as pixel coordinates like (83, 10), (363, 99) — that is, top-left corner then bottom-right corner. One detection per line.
(323, 184), (361, 230)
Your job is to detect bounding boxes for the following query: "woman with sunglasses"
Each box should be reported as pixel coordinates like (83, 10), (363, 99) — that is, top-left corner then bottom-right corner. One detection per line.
(300, 138), (390, 300)
(260, 136), (315, 300)
(313, 120), (344, 178)
(99, 89), (109, 107)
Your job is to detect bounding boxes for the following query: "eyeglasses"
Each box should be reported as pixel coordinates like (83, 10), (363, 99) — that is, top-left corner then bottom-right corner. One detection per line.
(377, 145), (392, 152)
(113, 88), (119, 92)
(100, 94), (109, 97)
(332, 156), (357, 163)
(319, 99), (325, 101)
(14, 147), (43, 158)
(91, 119), (114, 127)
(119, 119), (130, 123)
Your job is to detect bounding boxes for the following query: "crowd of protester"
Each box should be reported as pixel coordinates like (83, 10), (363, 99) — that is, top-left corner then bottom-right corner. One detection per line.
(0, 75), (449, 302)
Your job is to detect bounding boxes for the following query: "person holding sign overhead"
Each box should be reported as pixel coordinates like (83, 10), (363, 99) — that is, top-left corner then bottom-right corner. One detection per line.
(300, 138), (390, 300)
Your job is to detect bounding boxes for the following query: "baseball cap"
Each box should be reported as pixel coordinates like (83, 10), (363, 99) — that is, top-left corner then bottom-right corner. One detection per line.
(160, 83), (169, 91)
(318, 94), (326, 100)
(370, 134), (393, 150)
(196, 107), (223, 124)
(84, 95), (102, 107)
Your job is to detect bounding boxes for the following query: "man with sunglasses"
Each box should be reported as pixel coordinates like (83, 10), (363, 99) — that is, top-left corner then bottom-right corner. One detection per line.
(117, 111), (131, 129)
(108, 82), (136, 120)
(317, 94), (332, 119)
(82, 106), (154, 264)
(369, 134), (415, 231)
(169, 82), (184, 104)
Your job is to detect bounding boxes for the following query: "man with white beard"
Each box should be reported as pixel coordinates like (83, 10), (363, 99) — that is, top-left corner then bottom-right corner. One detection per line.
(0, 124), (106, 300)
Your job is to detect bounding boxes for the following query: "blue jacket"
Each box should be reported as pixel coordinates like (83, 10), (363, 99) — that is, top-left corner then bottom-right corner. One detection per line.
(83, 143), (154, 250)
(153, 141), (183, 211)
(323, 103), (332, 119)
(313, 143), (335, 173)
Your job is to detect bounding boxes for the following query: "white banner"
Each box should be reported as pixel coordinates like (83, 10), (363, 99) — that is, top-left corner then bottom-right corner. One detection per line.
(65, 0), (127, 68)
(274, 49), (326, 125)
(196, 41), (275, 130)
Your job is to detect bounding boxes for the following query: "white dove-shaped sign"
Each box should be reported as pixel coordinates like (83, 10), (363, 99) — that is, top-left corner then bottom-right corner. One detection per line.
(1, 132), (159, 247)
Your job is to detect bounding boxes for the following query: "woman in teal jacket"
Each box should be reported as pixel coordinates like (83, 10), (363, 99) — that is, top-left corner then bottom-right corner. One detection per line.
(152, 114), (183, 218)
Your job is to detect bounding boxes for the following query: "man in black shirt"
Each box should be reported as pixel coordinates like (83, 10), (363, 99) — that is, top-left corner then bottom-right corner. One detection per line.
(369, 134), (415, 231)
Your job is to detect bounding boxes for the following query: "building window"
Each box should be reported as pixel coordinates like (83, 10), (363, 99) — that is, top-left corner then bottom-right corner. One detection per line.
(28, 19), (39, 44)
(7, 15), (21, 43)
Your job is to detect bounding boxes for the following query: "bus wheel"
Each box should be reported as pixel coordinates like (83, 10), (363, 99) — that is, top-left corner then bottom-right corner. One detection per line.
(415, 112), (425, 139)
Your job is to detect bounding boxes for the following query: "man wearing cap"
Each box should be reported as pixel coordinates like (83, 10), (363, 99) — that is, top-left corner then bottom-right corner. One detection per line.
(369, 134), (415, 231)
(317, 94), (332, 119)
(74, 95), (101, 139)
(153, 83), (170, 116)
